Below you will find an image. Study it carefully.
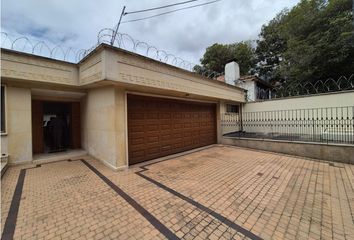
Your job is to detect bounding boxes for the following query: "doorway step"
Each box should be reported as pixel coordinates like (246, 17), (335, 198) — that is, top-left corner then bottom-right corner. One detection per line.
(33, 149), (87, 165)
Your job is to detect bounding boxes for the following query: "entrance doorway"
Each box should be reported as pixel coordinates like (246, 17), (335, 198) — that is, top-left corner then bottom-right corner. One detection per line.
(32, 100), (81, 154)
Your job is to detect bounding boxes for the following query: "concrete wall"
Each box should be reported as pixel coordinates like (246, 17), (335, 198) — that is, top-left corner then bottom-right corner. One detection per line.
(81, 87), (118, 169)
(222, 137), (354, 164)
(244, 90), (354, 112)
(2, 87), (32, 164)
(237, 91), (354, 137)
(81, 86), (128, 170)
(1, 49), (79, 86)
(103, 48), (245, 103)
(220, 101), (241, 134)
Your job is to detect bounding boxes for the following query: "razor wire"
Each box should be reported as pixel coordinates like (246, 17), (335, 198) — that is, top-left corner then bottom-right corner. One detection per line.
(256, 74), (354, 100)
(1, 31), (223, 79)
(0, 32), (91, 63)
(96, 28), (223, 79)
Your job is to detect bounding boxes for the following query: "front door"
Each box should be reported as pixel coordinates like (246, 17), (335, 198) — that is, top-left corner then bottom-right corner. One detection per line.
(32, 100), (81, 154)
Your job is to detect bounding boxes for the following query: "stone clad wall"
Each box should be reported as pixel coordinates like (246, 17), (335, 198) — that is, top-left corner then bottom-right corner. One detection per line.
(104, 49), (245, 103)
(4, 87), (32, 164)
(0, 46), (246, 166)
(1, 50), (79, 86)
(81, 87), (119, 169)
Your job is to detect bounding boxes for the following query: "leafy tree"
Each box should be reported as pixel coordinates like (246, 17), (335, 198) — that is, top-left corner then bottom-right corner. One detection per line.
(196, 41), (255, 75)
(255, 10), (289, 82)
(256, 0), (354, 84)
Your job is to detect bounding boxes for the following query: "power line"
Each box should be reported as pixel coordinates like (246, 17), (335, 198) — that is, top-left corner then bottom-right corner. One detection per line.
(125, 0), (200, 15)
(122, 0), (222, 24)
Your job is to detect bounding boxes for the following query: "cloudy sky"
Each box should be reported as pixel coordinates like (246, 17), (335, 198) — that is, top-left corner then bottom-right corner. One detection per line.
(1, 0), (300, 64)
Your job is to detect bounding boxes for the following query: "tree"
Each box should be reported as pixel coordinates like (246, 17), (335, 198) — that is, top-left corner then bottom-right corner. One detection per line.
(196, 41), (255, 75)
(255, 10), (288, 82)
(256, 0), (354, 85)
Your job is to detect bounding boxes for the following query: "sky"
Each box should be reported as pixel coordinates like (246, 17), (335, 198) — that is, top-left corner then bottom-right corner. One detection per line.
(1, 0), (300, 64)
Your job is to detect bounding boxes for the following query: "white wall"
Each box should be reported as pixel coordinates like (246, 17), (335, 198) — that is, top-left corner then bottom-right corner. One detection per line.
(238, 91), (354, 138)
(236, 81), (256, 102)
(243, 91), (354, 112)
(220, 101), (241, 134)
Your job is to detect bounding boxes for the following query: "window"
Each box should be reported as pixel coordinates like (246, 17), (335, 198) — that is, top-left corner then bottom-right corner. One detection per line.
(226, 104), (239, 114)
(1, 85), (5, 133)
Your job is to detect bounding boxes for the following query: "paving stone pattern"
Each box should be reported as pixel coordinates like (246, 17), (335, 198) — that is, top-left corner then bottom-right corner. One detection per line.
(1, 146), (354, 239)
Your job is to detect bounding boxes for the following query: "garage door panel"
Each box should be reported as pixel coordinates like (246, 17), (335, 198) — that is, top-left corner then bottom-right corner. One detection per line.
(129, 132), (146, 139)
(129, 112), (145, 119)
(130, 138), (145, 145)
(183, 132), (193, 137)
(147, 147), (160, 155)
(160, 134), (172, 141)
(146, 112), (159, 119)
(160, 113), (172, 119)
(128, 94), (216, 164)
(160, 124), (171, 130)
(173, 123), (184, 129)
(147, 136), (159, 143)
(130, 149), (145, 157)
(129, 125), (145, 132)
(173, 142), (184, 149)
(146, 124), (159, 131)
(183, 140), (193, 147)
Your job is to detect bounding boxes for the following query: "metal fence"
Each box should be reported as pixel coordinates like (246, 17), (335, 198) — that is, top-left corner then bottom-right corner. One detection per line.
(222, 106), (354, 144)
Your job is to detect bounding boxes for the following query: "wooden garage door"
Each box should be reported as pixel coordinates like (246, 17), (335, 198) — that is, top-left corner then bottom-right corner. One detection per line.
(128, 95), (217, 164)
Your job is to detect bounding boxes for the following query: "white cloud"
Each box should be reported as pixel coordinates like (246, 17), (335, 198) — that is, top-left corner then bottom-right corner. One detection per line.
(1, 0), (300, 63)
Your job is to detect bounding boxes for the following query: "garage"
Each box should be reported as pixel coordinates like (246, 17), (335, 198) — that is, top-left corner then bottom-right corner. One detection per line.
(127, 94), (217, 164)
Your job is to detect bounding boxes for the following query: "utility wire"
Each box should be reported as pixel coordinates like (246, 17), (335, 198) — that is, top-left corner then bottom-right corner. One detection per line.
(125, 0), (200, 15)
(122, 0), (222, 24)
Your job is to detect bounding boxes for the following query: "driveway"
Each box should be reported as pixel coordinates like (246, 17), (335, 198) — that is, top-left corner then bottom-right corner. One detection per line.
(1, 145), (354, 240)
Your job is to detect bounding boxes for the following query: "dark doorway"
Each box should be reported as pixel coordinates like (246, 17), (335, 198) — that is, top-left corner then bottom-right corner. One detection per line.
(43, 102), (71, 153)
(32, 100), (81, 154)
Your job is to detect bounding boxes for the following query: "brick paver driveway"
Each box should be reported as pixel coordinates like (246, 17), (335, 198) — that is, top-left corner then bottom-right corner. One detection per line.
(1, 145), (354, 240)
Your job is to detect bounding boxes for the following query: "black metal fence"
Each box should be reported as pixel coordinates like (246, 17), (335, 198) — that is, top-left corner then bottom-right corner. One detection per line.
(222, 106), (354, 144)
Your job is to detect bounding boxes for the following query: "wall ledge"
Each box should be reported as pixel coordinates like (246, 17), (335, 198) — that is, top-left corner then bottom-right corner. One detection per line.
(222, 137), (354, 164)
(223, 136), (354, 148)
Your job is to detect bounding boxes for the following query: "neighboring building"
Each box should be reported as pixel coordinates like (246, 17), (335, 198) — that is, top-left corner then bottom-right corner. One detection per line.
(236, 75), (272, 101)
(217, 62), (273, 102)
(0, 44), (245, 169)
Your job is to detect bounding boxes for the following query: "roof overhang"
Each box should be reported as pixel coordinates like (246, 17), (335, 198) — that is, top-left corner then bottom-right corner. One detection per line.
(1, 45), (246, 102)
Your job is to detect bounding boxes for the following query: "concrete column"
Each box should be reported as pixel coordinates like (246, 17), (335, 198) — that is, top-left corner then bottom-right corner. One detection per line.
(115, 88), (128, 169)
(6, 87), (32, 164)
(81, 87), (118, 169)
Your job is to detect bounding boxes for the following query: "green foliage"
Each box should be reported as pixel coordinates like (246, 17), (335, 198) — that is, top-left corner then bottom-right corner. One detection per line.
(255, 10), (289, 81)
(198, 0), (353, 86)
(195, 41), (255, 75)
(256, 0), (354, 84)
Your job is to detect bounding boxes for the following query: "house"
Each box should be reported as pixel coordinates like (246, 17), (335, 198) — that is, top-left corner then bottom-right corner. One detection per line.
(236, 75), (273, 101)
(0, 44), (245, 170)
(217, 62), (273, 101)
